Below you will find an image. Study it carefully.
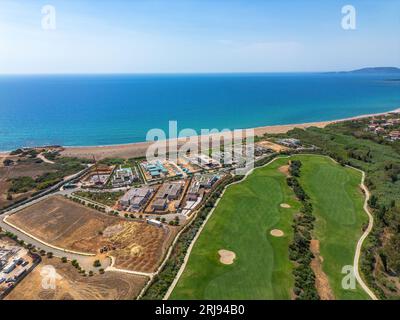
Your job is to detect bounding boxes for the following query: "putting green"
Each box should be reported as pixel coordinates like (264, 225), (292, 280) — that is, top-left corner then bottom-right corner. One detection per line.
(170, 155), (369, 300)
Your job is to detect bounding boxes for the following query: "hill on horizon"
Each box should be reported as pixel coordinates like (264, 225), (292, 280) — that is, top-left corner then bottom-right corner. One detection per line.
(339, 67), (400, 74)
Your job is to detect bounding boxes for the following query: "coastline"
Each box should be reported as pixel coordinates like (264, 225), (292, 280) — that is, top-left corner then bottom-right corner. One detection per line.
(2, 108), (399, 159)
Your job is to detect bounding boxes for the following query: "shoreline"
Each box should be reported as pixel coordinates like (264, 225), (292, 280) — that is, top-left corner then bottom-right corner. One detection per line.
(1, 108), (399, 159)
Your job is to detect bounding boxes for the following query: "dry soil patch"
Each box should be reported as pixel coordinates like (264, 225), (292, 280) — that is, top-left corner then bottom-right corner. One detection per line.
(310, 239), (335, 300)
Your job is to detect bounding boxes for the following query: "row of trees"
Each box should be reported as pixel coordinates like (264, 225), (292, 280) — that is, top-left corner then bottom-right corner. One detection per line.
(287, 161), (319, 300)
(289, 160), (302, 177)
(68, 195), (106, 213)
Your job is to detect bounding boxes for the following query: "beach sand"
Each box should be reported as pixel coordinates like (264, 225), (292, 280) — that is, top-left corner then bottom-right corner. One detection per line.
(3, 108), (400, 160)
(60, 120), (331, 160)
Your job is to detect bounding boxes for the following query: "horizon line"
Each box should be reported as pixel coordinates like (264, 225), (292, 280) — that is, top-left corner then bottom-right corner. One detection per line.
(0, 66), (399, 76)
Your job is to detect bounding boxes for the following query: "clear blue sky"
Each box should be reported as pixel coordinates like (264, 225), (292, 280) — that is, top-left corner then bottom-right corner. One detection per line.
(0, 0), (399, 73)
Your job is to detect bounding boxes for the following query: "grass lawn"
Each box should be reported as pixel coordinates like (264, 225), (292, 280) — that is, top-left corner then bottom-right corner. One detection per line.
(171, 157), (300, 299)
(170, 155), (370, 300)
(293, 155), (369, 300)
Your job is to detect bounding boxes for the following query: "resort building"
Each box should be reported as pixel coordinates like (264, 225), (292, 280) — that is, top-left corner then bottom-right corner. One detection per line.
(375, 127), (385, 134)
(155, 182), (184, 201)
(388, 118), (400, 125)
(152, 198), (168, 211)
(112, 166), (137, 187)
(81, 164), (113, 187)
(187, 154), (221, 169)
(187, 174), (219, 201)
(150, 181), (186, 212)
(89, 174), (110, 185)
(277, 138), (301, 148)
(141, 160), (168, 179)
(119, 187), (154, 210)
(194, 173), (220, 189)
(187, 181), (201, 201)
(389, 131), (400, 141)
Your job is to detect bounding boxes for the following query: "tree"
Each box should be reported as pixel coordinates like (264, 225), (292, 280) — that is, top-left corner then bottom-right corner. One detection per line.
(3, 159), (14, 166)
(46, 252), (53, 258)
(61, 257), (67, 263)
(368, 195), (378, 208)
(93, 260), (101, 268)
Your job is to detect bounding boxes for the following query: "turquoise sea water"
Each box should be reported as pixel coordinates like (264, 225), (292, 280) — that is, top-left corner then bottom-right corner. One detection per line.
(0, 73), (399, 151)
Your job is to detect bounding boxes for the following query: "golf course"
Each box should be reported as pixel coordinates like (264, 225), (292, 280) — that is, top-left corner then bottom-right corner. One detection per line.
(170, 155), (370, 300)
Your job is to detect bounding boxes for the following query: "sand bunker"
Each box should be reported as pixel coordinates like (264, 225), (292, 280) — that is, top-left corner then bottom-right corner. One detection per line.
(218, 249), (236, 265)
(270, 229), (284, 237)
(278, 165), (290, 176)
(280, 203), (291, 208)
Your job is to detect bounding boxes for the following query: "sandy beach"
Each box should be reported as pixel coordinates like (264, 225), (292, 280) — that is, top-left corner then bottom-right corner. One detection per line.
(2, 108), (399, 160)
(59, 121), (332, 160)
(58, 108), (399, 160)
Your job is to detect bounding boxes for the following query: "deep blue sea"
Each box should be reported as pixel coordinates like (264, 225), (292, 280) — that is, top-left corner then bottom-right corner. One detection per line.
(0, 73), (400, 151)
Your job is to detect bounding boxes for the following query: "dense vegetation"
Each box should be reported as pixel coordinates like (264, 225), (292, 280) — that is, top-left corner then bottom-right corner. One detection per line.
(289, 160), (302, 177)
(8, 157), (90, 194)
(74, 191), (124, 206)
(98, 158), (126, 166)
(287, 161), (319, 300)
(285, 119), (400, 299)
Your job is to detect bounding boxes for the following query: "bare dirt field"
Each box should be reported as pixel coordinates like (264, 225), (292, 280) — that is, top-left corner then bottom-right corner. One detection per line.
(7, 195), (119, 253)
(105, 221), (177, 272)
(257, 140), (289, 152)
(5, 257), (148, 300)
(310, 239), (335, 300)
(7, 196), (174, 272)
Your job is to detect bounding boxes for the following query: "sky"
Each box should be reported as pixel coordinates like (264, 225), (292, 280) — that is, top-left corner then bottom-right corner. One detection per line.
(0, 0), (399, 74)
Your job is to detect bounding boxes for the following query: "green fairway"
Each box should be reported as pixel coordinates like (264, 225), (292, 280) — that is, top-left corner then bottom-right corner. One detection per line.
(293, 155), (369, 299)
(170, 155), (369, 300)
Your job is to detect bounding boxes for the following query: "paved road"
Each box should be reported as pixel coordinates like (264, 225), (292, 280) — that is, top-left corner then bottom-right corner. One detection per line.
(0, 167), (110, 272)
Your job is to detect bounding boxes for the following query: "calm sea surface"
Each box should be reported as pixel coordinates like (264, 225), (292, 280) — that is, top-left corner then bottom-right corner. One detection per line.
(0, 73), (399, 151)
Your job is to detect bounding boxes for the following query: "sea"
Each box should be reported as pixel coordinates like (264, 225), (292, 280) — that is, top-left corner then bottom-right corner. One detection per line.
(0, 73), (399, 151)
